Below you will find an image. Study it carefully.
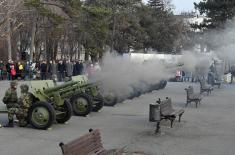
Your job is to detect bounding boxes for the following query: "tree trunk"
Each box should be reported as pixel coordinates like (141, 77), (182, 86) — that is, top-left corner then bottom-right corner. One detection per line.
(7, 16), (12, 60)
(110, 0), (117, 53)
(30, 20), (37, 62)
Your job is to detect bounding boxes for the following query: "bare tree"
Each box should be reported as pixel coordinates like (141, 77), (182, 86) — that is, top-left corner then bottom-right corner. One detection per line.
(0, 0), (24, 60)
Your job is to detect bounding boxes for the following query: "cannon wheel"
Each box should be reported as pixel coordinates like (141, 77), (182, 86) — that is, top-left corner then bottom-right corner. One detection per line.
(70, 93), (92, 116)
(92, 94), (104, 112)
(56, 100), (72, 124)
(160, 80), (167, 89)
(104, 94), (117, 107)
(28, 101), (55, 130)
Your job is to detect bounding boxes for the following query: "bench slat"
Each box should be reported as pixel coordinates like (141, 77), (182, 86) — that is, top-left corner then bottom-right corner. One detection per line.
(64, 137), (103, 154)
(159, 98), (184, 117)
(63, 142), (104, 154)
(66, 130), (100, 146)
(74, 141), (103, 153)
(160, 98), (175, 116)
(61, 129), (107, 155)
(65, 131), (102, 149)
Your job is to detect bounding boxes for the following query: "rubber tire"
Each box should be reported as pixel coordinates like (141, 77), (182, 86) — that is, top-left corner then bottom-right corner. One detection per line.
(70, 93), (92, 116)
(28, 101), (55, 130)
(92, 94), (104, 112)
(56, 100), (72, 124)
(159, 80), (167, 89)
(104, 95), (118, 106)
(152, 83), (161, 91)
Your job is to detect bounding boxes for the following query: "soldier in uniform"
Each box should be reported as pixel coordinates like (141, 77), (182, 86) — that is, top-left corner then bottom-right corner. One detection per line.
(17, 84), (32, 127)
(2, 81), (19, 127)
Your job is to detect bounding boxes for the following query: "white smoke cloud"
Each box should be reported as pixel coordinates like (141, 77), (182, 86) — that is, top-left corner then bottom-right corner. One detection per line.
(206, 19), (235, 64)
(92, 52), (171, 99)
(178, 50), (212, 77)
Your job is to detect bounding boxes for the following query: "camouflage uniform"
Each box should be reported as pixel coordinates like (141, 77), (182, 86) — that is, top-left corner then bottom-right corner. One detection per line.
(17, 84), (32, 127)
(2, 81), (19, 127)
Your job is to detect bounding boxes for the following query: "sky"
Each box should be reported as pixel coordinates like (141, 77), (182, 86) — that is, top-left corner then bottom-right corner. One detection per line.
(143, 0), (201, 14)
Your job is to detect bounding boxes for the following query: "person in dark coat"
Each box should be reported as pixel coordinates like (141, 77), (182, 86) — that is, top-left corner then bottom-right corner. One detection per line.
(73, 60), (79, 76)
(6, 60), (11, 80)
(75, 60), (84, 75)
(40, 61), (47, 80)
(47, 61), (53, 80)
(65, 60), (73, 78)
(78, 60), (84, 75)
(58, 60), (66, 82)
(230, 64), (235, 84)
(24, 61), (30, 80)
(0, 60), (4, 80)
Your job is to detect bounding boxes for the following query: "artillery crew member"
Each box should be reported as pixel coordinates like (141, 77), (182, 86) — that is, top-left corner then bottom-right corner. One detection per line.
(2, 81), (19, 127)
(17, 84), (32, 127)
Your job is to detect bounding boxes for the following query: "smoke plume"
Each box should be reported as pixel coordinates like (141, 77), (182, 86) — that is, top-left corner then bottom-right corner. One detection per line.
(92, 52), (171, 100)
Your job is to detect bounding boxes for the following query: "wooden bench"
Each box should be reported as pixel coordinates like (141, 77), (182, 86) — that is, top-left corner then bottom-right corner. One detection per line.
(199, 80), (213, 95)
(59, 129), (122, 155)
(157, 97), (184, 128)
(185, 86), (202, 108)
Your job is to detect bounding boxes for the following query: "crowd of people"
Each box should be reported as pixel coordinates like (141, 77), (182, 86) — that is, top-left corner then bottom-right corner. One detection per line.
(0, 59), (101, 81)
(174, 63), (235, 84)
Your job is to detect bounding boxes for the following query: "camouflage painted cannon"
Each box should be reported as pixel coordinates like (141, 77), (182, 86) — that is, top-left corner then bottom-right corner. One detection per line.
(29, 80), (73, 129)
(71, 76), (104, 112)
(31, 79), (97, 118)
(0, 81), (73, 130)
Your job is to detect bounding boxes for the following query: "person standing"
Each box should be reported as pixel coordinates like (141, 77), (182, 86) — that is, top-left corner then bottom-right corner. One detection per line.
(73, 60), (79, 76)
(78, 60), (84, 75)
(24, 61), (30, 80)
(87, 63), (95, 78)
(0, 60), (4, 80)
(18, 62), (24, 80)
(10, 61), (16, 80)
(47, 61), (53, 80)
(40, 61), (47, 80)
(175, 70), (182, 82)
(230, 64), (235, 84)
(2, 81), (19, 127)
(65, 59), (73, 79)
(17, 84), (32, 127)
(52, 60), (57, 80)
(6, 60), (11, 80)
(58, 60), (66, 81)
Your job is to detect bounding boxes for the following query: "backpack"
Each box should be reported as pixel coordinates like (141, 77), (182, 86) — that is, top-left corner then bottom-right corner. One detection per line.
(11, 68), (16, 76)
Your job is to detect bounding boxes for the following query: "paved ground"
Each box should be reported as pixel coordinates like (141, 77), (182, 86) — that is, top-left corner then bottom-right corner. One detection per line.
(0, 81), (235, 155)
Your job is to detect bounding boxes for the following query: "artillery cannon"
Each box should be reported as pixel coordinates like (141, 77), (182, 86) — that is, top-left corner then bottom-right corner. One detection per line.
(0, 80), (73, 130)
(31, 79), (95, 117)
(71, 76), (104, 112)
(28, 80), (73, 129)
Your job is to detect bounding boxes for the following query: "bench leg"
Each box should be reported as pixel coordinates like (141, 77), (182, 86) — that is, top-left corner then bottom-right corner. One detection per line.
(179, 114), (183, 122)
(170, 118), (175, 128)
(185, 101), (189, 107)
(195, 101), (198, 108)
(155, 121), (160, 133)
(59, 143), (65, 154)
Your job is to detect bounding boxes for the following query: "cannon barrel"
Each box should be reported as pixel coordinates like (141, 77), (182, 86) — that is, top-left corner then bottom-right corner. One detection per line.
(44, 81), (78, 93)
